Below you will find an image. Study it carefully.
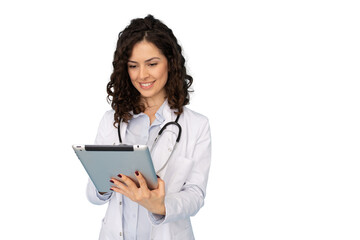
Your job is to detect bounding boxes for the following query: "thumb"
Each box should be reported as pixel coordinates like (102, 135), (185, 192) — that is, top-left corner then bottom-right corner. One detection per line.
(156, 176), (165, 192)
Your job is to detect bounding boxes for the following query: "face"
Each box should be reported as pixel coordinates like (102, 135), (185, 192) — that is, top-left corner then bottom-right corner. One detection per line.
(127, 40), (168, 104)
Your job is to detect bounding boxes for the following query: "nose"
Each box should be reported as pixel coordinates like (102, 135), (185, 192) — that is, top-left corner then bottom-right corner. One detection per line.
(139, 66), (149, 80)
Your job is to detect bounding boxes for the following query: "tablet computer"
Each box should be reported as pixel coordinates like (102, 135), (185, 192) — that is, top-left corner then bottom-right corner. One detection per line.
(72, 144), (158, 192)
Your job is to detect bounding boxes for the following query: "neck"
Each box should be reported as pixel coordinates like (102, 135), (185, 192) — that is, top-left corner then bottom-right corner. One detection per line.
(142, 97), (166, 112)
(142, 97), (166, 124)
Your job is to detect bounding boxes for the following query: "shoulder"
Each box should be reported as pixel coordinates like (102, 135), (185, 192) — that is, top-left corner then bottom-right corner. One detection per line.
(181, 107), (210, 134)
(97, 109), (116, 133)
(95, 109), (116, 144)
(98, 109), (115, 127)
(102, 109), (115, 121)
(182, 106), (209, 124)
(181, 107), (211, 150)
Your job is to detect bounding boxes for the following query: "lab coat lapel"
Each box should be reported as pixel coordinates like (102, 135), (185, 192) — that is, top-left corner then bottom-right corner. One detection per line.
(153, 103), (177, 177)
(160, 101), (174, 129)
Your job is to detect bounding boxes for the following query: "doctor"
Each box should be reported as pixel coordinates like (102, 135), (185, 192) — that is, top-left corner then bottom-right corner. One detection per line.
(86, 15), (211, 240)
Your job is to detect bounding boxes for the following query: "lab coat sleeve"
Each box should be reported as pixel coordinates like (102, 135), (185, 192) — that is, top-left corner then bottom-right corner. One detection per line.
(85, 111), (114, 205)
(86, 179), (113, 205)
(150, 118), (211, 225)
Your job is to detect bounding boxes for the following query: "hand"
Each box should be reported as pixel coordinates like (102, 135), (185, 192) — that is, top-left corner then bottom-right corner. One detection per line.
(110, 171), (166, 215)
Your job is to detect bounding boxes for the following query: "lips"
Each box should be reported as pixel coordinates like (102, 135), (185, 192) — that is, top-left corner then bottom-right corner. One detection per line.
(139, 81), (155, 89)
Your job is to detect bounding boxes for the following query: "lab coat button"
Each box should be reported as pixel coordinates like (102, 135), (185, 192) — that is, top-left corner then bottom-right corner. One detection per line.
(168, 147), (172, 152)
(119, 201), (122, 205)
(119, 232), (122, 236)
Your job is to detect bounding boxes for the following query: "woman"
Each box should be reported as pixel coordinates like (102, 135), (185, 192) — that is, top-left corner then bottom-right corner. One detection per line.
(86, 15), (211, 240)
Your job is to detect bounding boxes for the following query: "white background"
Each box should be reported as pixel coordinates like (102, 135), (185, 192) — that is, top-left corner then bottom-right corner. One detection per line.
(0, 0), (359, 239)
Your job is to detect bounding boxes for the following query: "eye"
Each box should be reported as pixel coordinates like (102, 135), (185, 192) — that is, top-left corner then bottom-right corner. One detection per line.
(128, 64), (137, 69)
(148, 62), (158, 67)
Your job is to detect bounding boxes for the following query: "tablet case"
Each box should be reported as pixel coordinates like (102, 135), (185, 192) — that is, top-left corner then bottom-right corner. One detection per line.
(73, 144), (158, 192)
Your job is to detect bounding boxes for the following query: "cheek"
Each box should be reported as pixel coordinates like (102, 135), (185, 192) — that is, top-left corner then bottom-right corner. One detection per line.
(128, 72), (139, 88)
(158, 66), (169, 81)
(130, 79), (138, 90)
(128, 70), (136, 81)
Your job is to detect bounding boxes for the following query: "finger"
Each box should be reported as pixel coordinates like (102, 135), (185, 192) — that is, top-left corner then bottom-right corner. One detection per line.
(109, 178), (129, 195)
(135, 171), (149, 190)
(110, 178), (127, 189)
(117, 174), (137, 189)
(110, 177), (137, 198)
(110, 186), (127, 195)
(156, 177), (165, 193)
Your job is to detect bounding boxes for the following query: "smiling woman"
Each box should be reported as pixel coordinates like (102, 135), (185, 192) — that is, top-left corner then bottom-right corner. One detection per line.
(87, 15), (212, 240)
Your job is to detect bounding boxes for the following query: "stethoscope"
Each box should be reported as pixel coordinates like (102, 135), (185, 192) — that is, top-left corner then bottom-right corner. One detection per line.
(117, 114), (182, 174)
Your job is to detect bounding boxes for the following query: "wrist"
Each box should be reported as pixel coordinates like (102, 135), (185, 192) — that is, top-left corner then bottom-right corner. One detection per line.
(150, 202), (166, 215)
(158, 203), (166, 215)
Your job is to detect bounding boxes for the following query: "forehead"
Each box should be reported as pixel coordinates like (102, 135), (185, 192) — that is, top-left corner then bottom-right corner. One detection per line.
(129, 40), (164, 61)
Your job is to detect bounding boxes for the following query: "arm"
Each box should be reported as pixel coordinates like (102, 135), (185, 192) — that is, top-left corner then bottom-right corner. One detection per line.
(87, 179), (113, 205)
(151, 119), (212, 224)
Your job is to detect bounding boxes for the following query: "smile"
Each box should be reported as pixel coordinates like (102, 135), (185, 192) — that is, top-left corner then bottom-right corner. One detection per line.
(139, 81), (155, 89)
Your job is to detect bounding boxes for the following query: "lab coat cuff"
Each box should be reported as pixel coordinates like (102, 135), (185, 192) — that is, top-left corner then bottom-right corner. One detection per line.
(86, 179), (112, 205)
(148, 212), (166, 225)
(96, 191), (112, 201)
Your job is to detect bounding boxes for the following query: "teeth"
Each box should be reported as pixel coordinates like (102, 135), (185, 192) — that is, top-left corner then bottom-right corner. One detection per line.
(140, 82), (153, 87)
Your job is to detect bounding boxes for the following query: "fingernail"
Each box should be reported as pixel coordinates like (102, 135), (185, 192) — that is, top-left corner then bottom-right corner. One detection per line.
(118, 174), (122, 178)
(135, 171), (139, 176)
(110, 188), (114, 191)
(110, 180), (114, 183)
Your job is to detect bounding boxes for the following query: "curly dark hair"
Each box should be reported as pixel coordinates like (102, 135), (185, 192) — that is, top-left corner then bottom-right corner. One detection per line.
(106, 15), (193, 127)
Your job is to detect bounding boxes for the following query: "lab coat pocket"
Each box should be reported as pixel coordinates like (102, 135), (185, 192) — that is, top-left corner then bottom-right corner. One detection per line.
(164, 156), (194, 193)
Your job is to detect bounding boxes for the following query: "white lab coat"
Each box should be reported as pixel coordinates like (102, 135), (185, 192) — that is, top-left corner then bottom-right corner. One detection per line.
(86, 102), (211, 240)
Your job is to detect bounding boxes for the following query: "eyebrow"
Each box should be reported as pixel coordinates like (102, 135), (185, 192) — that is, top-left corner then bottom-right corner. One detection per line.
(128, 57), (161, 63)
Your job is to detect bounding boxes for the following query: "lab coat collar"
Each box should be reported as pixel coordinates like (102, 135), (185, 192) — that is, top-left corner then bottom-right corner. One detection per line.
(118, 100), (177, 144)
(160, 100), (177, 126)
